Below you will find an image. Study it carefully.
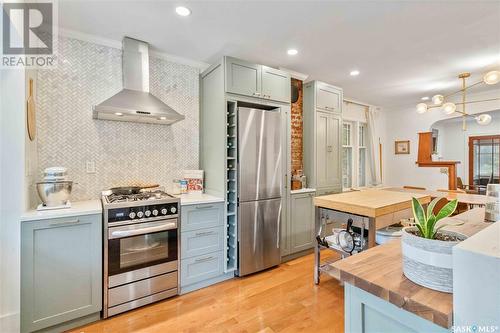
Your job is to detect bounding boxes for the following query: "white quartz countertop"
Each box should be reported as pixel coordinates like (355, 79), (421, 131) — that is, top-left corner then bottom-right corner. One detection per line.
(170, 193), (225, 206)
(290, 188), (316, 195)
(21, 200), (102, 222)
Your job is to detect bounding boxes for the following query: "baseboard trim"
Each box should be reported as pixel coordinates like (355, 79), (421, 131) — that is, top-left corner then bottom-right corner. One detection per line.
(0, 312), (20, 333)
(281, 248), (314, 263)
(180, 272), (234, 295)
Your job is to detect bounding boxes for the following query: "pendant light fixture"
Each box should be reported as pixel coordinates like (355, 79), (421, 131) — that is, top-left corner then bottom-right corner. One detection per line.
(416, 70), (500, 130)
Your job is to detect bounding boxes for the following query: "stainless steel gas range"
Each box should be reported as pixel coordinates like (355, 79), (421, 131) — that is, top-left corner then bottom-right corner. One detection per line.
(101, 188), (179, 318)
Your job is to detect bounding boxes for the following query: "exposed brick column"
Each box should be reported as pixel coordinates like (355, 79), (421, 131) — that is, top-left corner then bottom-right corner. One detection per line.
(291, 78), (303, 174)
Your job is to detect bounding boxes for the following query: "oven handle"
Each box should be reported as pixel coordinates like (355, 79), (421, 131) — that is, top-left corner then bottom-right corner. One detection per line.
(109, 222), (177, 239)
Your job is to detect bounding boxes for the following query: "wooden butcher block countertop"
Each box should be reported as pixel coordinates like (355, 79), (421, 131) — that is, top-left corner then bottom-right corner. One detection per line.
(331, 208), (491, 329)
(313, 189), (431, 217)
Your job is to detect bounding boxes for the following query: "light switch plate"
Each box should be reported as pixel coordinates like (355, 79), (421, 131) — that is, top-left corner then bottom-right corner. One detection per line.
(86, 161), (96, 174)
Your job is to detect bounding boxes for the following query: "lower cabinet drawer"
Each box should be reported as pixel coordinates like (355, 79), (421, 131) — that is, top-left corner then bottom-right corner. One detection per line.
(181, 226), (224, 259)
(181, 203), (224, 232)
(180, 251), (224, 287)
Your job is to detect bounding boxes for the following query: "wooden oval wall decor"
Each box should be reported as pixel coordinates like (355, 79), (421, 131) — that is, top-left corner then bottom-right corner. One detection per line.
(27, 78), (36, 141)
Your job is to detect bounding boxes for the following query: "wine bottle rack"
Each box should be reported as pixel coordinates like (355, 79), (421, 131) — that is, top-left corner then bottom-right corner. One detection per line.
(225, 100), (238, 273)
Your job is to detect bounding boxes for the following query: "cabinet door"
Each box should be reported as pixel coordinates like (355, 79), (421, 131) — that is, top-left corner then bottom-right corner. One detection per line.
(326, 114), (342, 187)
(21, 215), (102, 333)
(225, 57), (261, 98)
(261, 66), (291, 103)
(316, 83), (341, 113)
(181, 203), (224, 232)
(290, 192), (315, 253)
(315, 111), (330, 188)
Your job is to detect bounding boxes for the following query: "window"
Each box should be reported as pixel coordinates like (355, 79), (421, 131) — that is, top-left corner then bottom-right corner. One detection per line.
(342, 122), (353, 188)
(469, 135), (500, 194)
(358, 124), (367, 187)
(342, 121), (369, 189)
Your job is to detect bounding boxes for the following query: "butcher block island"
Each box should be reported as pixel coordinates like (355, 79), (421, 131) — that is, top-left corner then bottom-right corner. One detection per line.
(330, 208), (494, 333)
(313, 189), (431, 285)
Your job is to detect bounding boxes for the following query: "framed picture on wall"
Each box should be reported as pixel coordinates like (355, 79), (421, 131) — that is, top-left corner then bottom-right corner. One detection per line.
(395, 140), (410, 154)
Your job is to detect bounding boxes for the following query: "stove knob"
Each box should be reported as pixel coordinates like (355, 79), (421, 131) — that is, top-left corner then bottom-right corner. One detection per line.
(129, 212), (136, 219)
(161, 208), (168, 215)
(152, 209), (159, 216)
(170, 206), (177, 214)
(137, 211), (144, 219)
(145, 210), (151, 217)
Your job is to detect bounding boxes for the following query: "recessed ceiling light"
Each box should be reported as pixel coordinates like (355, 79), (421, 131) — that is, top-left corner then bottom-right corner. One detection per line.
(421, 96), (429, 101)
(287, 49), (298, 56)
(175, 6), (191, 16)
(115, 112), (123, 116)
(350, 70), (360, 76)
(159, 116), (167, 120)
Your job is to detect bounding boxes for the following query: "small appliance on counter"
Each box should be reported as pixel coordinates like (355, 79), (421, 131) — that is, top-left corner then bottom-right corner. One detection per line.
(183, 170), (204, 193)
(101, 185), (179, 318)
(36, 167), (73, 211)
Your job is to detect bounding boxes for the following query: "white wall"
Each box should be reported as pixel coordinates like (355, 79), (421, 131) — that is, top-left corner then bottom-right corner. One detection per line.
(433, 112), (500, 184)
(0, 68), (26, 333)
(381, 89), (500, 190)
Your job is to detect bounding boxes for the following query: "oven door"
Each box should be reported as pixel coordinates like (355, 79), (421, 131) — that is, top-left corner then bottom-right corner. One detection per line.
(108, 219), (178, 277)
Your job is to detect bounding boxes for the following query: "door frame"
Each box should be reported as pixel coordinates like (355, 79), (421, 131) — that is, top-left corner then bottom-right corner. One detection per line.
(468, 134), (500, 189)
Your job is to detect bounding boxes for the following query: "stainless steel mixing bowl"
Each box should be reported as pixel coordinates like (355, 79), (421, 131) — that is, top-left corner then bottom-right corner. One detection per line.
(36, 181), (73, 207)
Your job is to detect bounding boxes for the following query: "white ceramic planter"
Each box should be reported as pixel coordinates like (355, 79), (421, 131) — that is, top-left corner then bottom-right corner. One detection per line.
(401, 227), (466, 293)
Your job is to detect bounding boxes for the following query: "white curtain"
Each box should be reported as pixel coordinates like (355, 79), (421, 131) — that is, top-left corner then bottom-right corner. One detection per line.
(367, 106), (382, 186)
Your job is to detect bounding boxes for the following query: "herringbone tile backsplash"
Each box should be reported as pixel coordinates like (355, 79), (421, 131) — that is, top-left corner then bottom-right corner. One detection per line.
(36, 36), (199, 201)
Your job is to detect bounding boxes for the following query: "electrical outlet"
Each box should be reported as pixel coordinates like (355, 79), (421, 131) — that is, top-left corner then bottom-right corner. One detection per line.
(86, 161), (96, 174)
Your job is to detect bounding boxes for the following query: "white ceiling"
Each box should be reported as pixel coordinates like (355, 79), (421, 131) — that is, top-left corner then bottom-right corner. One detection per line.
(58, 1), (500, 108)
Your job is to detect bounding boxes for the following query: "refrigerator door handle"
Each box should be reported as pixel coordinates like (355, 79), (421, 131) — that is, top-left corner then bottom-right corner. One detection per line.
(276, 202), (281, 249)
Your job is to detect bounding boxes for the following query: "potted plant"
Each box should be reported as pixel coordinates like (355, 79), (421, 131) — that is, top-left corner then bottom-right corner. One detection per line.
(401, 197), (466, 293)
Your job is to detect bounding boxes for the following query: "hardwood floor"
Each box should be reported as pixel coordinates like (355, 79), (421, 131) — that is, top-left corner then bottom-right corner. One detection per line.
(69, 251), (344, 333)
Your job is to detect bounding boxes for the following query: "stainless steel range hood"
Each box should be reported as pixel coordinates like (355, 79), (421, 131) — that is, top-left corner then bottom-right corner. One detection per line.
(93, 37), (185, 125)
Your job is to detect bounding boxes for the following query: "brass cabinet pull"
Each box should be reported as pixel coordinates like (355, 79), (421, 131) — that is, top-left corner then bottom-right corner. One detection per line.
(49, 219), (79, 226)
(195, 256), (214, 263)
(195, 231), (215, 237)
(195, 205), (214, 210)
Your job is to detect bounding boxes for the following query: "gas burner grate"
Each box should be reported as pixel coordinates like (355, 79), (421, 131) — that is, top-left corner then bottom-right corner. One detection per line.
(106, 190), (174, 203)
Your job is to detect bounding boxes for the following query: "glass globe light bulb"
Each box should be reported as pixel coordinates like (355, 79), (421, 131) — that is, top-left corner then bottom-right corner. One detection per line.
(483, 71), (500, 85)
(476, 114), (492, 125)
(432, 94), (444, 105)
(442, 102), (456, 115)
(416, 103), (428, 114)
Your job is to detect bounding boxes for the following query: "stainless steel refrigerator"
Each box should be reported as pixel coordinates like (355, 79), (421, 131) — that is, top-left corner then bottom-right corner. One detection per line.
(237, 107), (282, 276)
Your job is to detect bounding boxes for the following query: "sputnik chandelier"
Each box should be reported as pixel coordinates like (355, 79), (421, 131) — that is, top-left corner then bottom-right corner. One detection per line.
(416, 70), (500, 130)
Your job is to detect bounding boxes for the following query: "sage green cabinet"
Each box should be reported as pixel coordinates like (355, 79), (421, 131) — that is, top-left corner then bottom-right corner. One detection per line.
(224, 57), (290, 103)
(225, 57), (261, 98)
(315, 111), (342, 189)
(282, 191), (316, 257)
(21, 214), (102, 333)
(316, 82), (342, 113)
(261, 65), (291, 103)
(303, 80), (343, 194)
(290, 191), (316, 253)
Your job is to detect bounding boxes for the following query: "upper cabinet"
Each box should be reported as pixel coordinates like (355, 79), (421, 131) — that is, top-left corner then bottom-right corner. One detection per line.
(261, 66), (291, 103)
(225, 57), (261, 97)
(316, 82), (342, 113)
(224, 57), (291, 103)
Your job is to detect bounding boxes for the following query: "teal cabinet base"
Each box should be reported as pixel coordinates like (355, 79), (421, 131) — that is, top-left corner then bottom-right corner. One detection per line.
(180, 271), (234, 295)
(345, 283), (449, 333)
(31, 312), (100, 333)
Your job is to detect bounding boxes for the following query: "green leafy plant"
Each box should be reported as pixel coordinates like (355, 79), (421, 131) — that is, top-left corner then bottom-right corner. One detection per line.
(411, 197), (458, 239)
